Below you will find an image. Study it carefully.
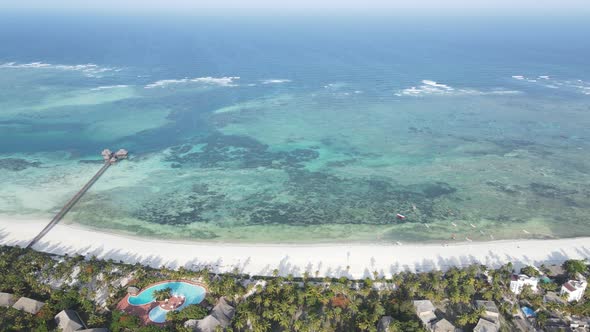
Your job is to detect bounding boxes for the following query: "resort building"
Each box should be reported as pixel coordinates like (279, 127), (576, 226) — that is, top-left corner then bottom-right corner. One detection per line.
(377, 316), (394, 332)
(12, 297), (45, 314)
(560, 279), (588, 302)
(185, 297), (235, 332)
(509, 274), (539, 295)
(431, 318), (457, 332)
(413, 300), (437, 326)
(0, 292), (16, 308)
(55, 309), (85, 332)
(473, 318), (499, 332)
(475, 300), (500, 324)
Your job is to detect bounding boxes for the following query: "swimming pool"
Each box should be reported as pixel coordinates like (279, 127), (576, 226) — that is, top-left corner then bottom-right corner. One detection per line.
(521, 306), (536, 318)
(127, 281), (206, 323)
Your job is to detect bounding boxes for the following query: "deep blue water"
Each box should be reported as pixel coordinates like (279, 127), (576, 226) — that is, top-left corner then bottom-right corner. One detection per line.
(1, 14), (589, 88)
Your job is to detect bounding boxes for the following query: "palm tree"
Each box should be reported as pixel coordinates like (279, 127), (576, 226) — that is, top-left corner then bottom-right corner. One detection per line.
(153, 287), (172, 301)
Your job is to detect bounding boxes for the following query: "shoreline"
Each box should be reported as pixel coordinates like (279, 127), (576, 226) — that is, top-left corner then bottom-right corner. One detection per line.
(1, 218), (589, 279)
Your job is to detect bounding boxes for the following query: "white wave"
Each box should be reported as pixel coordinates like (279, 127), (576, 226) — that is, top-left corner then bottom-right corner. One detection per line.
(513, 75), (590, 96)
(90, 84), (129, 91)
(395, 80), (520, 97)
(261, 79), (291, 84)
(0, 61), (118, 77)
(144, 76), (240, 89)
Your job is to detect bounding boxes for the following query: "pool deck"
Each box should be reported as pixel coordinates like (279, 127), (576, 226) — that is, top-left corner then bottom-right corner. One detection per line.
(115, 279), (207, 325)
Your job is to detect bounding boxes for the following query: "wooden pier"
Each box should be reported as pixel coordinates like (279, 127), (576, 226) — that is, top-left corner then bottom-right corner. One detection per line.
(25, 149), (127, 249)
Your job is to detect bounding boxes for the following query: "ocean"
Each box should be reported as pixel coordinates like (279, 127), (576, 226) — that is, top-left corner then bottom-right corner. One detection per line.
(1, 13), (589, 243)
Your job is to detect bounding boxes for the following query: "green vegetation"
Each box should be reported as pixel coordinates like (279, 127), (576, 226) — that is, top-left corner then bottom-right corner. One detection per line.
(520, 265), (540, 277)
(0, 245), (588, 331)
(153, 287), (173, 301)
(563, 259), (588, 277)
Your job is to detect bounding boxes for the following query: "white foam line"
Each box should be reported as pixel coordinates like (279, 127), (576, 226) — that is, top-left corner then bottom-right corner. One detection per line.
(0, 61), (118, 77)
(261, 79), (291, 84)
(145, 76), (240, 89)
(90, 85), (129, 91)
(396, 80), (521, 97)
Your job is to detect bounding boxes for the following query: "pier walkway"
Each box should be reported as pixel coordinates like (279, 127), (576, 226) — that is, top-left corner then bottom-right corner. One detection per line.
(26, 149), (127, 249)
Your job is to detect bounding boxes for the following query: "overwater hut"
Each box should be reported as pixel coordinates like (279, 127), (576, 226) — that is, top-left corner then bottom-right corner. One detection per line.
(101, 149), (112, 161)
(115, 149), (128, 159)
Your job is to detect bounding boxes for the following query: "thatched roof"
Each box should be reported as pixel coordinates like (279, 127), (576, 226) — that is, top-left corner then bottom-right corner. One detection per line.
(377, 316), (394, 332)
(413, 300), (435, 315)
(475, 300), (499, 314)
(432, 318), (456, 332)
(0, 292), (15, 307)
(127, 287), (139, 295)
(55, 309), (85, 332)
(185, 297), (235, 332)
(12, 297), (45, 314)
(210, 297), (235, 327)
(195, 315), (222, 332)
(473, 318), (498, 332)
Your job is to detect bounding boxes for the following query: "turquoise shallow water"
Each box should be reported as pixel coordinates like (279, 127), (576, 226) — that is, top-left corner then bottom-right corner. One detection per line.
(127, 281), (206, 323)
(0, 14), (589, 243)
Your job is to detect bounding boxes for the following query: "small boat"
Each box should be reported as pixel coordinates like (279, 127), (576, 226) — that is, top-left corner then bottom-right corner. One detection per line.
(470, 223), (476, 228)
(523, 229), (530, 234)
(396, 213), (406, 220)
(412, 204), (417, 211)
(424, 224), (430, 228)
(465, 237), (473, 242)
(451, 222), (457, 227)
(479, 230), (485, 235)
(396, 241), (402, 246)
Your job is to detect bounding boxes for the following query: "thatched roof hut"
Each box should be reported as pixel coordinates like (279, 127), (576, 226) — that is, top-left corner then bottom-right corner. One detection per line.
(12, 297), (45, 314)
(210, 297), (235, 327)
(473, 318), (498, 332)
(184, 297), (235, 332)
(55, 309), (85, 332)
(432, 318), (456, 332)
(0, 292), (16, 308)
(377, 316), (394, 332)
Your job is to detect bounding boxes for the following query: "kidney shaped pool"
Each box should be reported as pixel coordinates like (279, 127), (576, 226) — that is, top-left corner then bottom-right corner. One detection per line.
(127, 281), (206, 323)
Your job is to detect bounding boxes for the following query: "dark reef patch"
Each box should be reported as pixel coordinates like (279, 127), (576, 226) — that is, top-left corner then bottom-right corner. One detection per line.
(485, 180), (524, 195)
(0, 158), (41, 171)
(529, 182), (578, 198)
(133, 183), (226, 226)
(143, 133), (462, 228)
(165, 134), (319, 169)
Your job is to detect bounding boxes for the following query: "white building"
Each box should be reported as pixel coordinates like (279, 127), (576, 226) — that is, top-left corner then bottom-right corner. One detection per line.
(509, 274), (539, 295)
(560, 279), (587, 302)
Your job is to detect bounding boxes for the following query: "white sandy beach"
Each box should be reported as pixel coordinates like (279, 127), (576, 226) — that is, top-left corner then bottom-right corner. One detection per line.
(1, 218), (589, 279)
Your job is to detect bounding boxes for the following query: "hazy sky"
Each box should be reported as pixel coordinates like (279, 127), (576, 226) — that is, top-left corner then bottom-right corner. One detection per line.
(3, 0), (590, 14)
